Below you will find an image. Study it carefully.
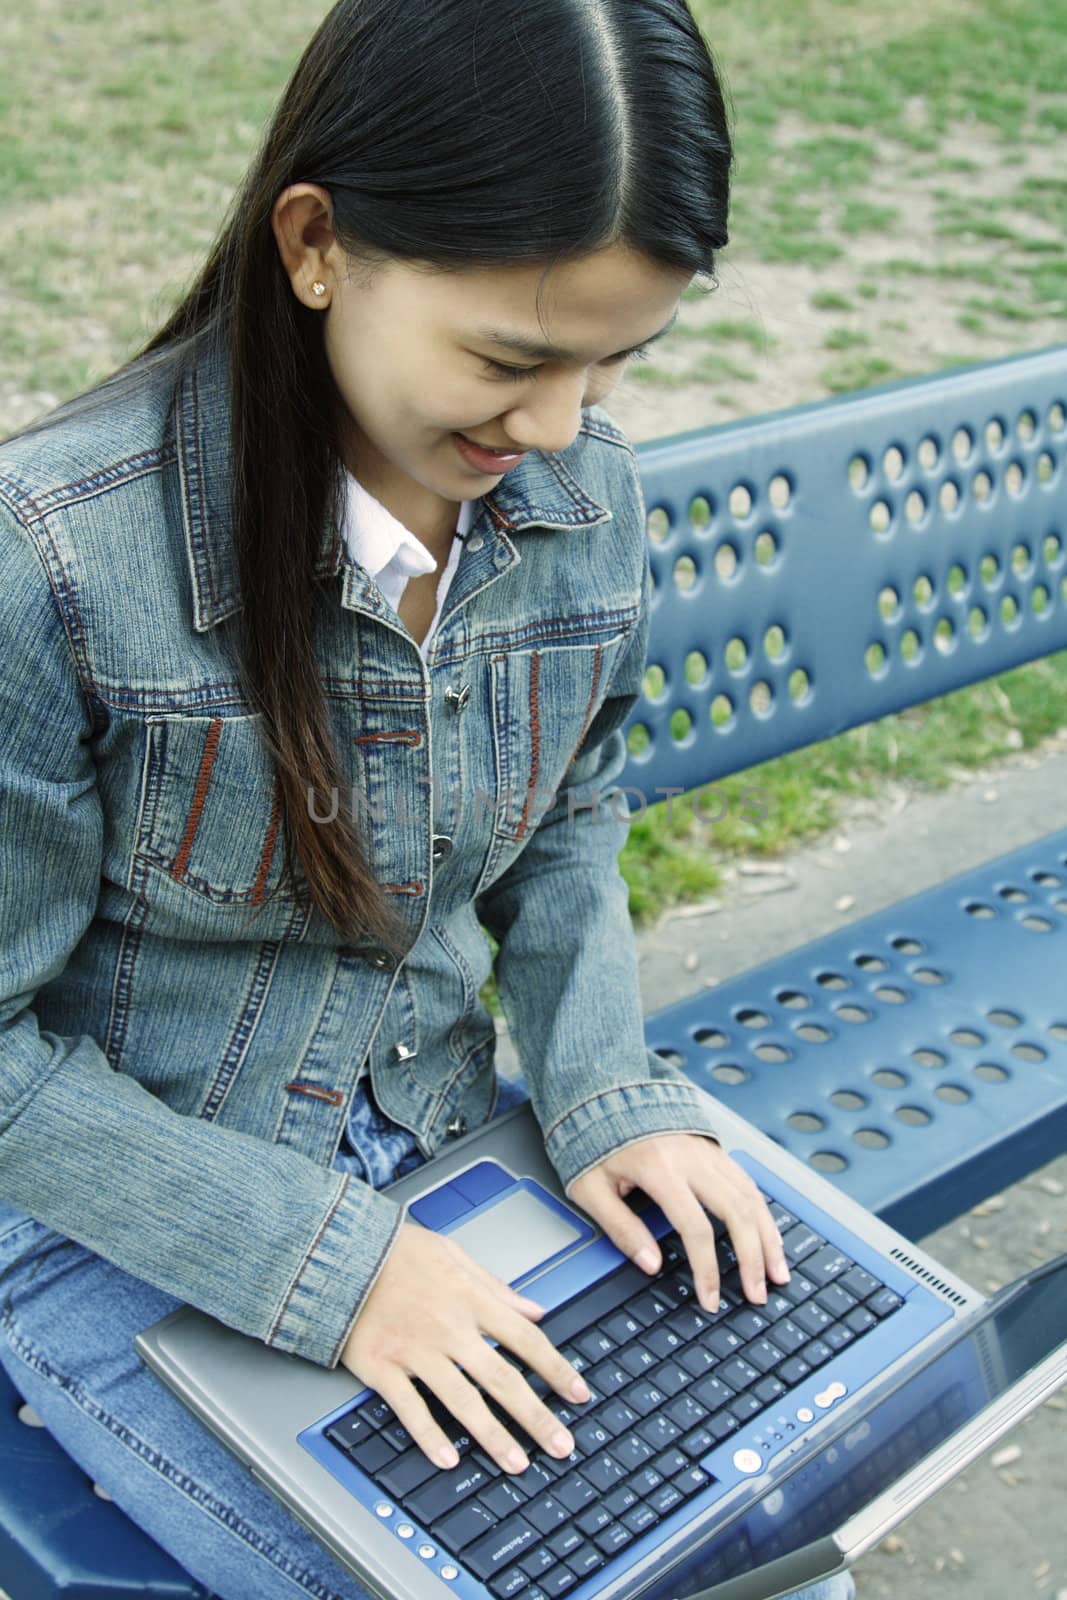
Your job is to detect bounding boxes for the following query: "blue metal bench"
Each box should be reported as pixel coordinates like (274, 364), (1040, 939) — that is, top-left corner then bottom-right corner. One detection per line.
(2, 343), (1064, 1597)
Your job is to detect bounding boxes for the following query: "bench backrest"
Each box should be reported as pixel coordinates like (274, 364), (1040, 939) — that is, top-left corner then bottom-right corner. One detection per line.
(622, 344), (1067, 800)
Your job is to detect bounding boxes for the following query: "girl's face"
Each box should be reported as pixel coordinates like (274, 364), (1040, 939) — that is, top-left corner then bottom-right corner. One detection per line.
(274, 190), (691, 538)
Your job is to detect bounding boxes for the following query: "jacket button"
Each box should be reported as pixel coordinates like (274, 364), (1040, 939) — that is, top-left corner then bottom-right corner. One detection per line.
(392, 1042), (417, 1062)
(444, 684), (471, 712)
(445, 1114), (468, 1138)
(363, 947), (396, 970)
(431, 835), (453, 864)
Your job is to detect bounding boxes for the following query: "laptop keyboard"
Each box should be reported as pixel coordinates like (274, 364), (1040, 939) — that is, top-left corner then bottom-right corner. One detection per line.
(323, 1194), (904, 1598)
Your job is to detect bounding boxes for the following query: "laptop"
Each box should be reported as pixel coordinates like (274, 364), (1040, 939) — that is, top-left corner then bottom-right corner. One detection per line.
(136, 1092), (1067, 1600)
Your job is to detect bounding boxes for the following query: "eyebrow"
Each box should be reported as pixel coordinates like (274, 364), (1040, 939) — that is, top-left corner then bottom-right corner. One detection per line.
(471, 309), (679, 363)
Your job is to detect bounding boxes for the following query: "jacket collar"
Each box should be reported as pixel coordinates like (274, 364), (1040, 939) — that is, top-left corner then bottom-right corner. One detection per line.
(174, 337), (613, 633)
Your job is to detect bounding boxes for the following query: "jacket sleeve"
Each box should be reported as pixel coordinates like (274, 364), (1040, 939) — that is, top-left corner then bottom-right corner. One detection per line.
(475, 455), (724, 1203)
(0, 495), (402, 1369)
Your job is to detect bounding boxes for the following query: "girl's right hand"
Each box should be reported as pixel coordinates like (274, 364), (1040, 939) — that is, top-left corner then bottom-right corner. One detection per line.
(339, 1220), (591, 1474)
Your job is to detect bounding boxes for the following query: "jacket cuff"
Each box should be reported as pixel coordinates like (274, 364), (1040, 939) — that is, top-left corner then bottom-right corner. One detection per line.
(265, 1176), (407, 1369)
(543, 1065), (724, 1201)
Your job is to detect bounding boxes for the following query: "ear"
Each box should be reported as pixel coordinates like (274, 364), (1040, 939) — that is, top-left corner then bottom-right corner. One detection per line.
(270, 183), (340, 309)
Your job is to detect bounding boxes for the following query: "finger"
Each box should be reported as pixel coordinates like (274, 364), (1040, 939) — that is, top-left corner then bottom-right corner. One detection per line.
(420, 1352), (537, 1475)
(631, 1177), (722, 1312)
(369, 1367), (469, 1472)
(570, 1171), (662, 1274)
(486, 1298), (592, 1406)
(462, 1254), (547, 1317)
(696, 1171), (772, 1305)
(469, 1341), (579, 1464)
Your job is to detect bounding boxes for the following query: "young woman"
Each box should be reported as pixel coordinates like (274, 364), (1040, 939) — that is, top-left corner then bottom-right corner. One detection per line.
(0, 2), (855, 1598)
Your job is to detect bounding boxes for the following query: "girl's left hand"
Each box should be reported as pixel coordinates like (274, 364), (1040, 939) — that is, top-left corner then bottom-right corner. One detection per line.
(566, 1133), (791, 1312)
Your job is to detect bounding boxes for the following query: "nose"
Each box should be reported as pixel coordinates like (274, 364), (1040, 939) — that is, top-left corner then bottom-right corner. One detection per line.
(502, 373), (589, 457)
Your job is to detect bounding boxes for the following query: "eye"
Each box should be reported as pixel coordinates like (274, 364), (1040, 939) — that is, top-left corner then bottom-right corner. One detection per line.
(480, 341), (656, 383)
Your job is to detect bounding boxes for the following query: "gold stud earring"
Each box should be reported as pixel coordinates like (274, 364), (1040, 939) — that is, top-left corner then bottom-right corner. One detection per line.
(311, 281), (327, 298)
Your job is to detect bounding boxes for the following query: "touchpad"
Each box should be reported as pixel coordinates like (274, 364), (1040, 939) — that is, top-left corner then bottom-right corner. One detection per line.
(448, 1186), (584, 1283)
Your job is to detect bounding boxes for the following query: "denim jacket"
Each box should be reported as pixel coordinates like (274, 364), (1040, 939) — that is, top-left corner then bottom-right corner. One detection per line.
(0, 339), (724, 1370)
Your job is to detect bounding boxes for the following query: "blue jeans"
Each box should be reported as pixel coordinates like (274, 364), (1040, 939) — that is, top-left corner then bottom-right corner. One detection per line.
(0, 1073), (854, 1600)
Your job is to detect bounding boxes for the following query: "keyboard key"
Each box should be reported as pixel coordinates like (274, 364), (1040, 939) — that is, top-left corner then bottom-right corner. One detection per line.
(777, 1355), (812, 1386)
(664, 1394), (708, 1433)
(576, 1503), (613, 1537)
(587, 1359), (631, 1397)
(692, 1375), (735, 1413)
(679, 1424), (717, 1458)
(611, 1433), (656, 1471)
(488, 1566), (529, 1599)
(636, 1415), (682, 1451)
(325, 1409), (376, 1452)
(482, 1480), (531, 1520)
(815, 1282), (858, 1319)
(823, 1324), (854, 1352)
(618, 1345), (659, 1378)
(792, 1301), (833, 1338)
(602, 1311), (642, 1345)
(630, 1465), (666, 1496)
(754, 1375), (787, 1406)
(628, 1289), (673, 1327)
(706, 1327), (745, 1360)
(798, 1338), (834, 1371)
(567, 1544), (606, 1579)
(652, 1447), (689, 1478)
(867, 1288), (905, 1318)
(580, 1453), (628, 1493)
(604, 1482), (640, 1517)
(643, 1325), (686, 1360)
(845, 1306), (878, 1335)
(802, 1244), (851, 1285)
(728, 1392), (762, 1421)
(521, 1546), (557, 1579)
(553, 1473), (597, 1514)
(727, 1308), (770, 1341)
(541, 1565), (579, 1596)
(620, 1379), (668, 1417)
(651, 1360), (690, 1397)
(593, 1522), (635, 1556)
(841, 1266), (882, 1301)
(648, 1480), (685, 1515)
(623, 1501), (659, 1535)
(667, 1305), (711, 1341)
(677, 1344), (717, 1378)
(464, 1515), (542, 1581)
(408, 1459), (494, 1526)
(768, 1202), (797, 1232)
(777, 1272), (818, 1307)
(674, 1465), (714, 1498)
(550, 1516), (585, 1555)
(719, 1357), (760, 1392)
(781, 1225), (825, 1265)
(768, 1319), (808, 1356)
(708, 1411), (740, 1441)
(376, 1447), (439, 1499)
(574, 1328), (615, 1363)
(349, 1432), (397, 1474)
(434, 1498), (499, 1552)
(596, 1398), (641, 1437)
(740, 1337), (786, 1376)
(521, 1494), (569, 1536)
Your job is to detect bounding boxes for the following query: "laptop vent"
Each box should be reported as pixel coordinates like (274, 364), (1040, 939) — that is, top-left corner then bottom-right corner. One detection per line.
(889, 1249), (968, 1305)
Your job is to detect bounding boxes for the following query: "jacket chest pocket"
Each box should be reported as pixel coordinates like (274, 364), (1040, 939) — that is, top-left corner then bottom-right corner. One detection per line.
(133, 713), (305, 941)
(477, 632), (629, 885)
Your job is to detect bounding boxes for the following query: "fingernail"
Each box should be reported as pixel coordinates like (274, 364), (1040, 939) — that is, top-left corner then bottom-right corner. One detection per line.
(705, 1290), (720, 1313)
(571, 1377), (591, 1401)
(507, 1448), (529, 1473)
(634, 1245), (660, 1272)
(551, 1429), (573, 1455)
(438, 1444), (459, 1469)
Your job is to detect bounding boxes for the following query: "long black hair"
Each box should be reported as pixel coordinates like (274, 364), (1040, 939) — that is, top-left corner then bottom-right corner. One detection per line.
(2, 0), (733, 953)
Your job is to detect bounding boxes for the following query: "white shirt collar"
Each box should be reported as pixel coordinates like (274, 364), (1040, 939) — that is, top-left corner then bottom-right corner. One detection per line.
(340, 471), (476, 580)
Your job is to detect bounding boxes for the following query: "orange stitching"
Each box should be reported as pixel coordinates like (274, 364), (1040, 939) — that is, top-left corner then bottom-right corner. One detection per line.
(385, 879), (424, 895)
(517, 651), (542, 840)
(250, 771), (282, 904)
(568, 642), (603, 766)
(353, 730), (422, 746)
(171, 718), (222, 879)
(285, 1082), (344, 1106)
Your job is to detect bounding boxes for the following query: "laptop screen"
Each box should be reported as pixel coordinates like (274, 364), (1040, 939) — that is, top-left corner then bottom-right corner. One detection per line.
(636, 1254), (1067, 1600)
